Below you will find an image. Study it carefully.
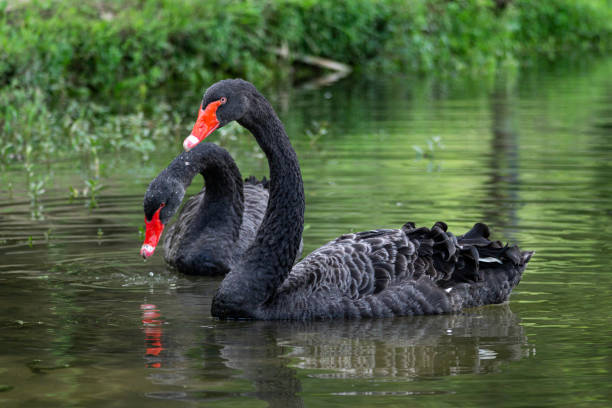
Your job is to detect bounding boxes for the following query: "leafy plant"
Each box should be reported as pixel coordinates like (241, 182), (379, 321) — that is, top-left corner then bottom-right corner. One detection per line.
(84, 178), (104, 209)
(305, 121), (329, 147)
(413, 136), (444, 172)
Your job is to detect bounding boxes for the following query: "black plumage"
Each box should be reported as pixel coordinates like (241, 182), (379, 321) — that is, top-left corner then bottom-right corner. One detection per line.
(187, 79), (533, 320)
(143, 142), (272, 275)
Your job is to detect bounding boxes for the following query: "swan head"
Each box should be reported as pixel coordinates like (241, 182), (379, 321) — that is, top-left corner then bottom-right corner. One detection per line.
(183, 79), (254, 151)
(141, 177), (185, 259)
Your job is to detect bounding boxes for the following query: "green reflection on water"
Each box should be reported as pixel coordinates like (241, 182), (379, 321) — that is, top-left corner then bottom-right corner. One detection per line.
(0, 58), (611, 407)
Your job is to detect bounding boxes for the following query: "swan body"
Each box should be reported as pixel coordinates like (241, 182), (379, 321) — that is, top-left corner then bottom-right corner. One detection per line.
(162, 177), (269, 275)
(183, 79), (532, 319)
(143, 142), (289, 275)
(246, 222), (531, 320)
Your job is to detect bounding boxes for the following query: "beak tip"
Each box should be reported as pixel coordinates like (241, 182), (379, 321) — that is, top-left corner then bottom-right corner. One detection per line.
(183, 135), (199, 151)
(140, 244), (155, 259)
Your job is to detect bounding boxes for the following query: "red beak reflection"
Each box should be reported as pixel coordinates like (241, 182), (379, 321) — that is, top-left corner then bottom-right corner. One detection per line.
(141, 304), (164, 367)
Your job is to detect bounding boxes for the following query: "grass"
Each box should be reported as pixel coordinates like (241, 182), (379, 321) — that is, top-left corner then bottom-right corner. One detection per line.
(0, 0), (610, 194)
(1, 0), (609, 95)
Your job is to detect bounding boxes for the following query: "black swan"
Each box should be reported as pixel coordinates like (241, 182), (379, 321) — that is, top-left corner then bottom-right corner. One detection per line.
(183, 79), (533, 319)
(141, 142), (271, 275)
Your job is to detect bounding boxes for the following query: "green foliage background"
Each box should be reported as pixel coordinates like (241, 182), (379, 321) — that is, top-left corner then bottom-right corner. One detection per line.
(0, 0), (610, 166)
(1, 0), (610, 93)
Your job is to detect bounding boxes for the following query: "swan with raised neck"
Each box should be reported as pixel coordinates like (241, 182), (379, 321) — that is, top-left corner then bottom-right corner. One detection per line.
(185, 79), (533, 320)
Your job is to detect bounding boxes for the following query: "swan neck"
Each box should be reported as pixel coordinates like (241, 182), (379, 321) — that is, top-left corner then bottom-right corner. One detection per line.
(214, 95), (304, 316)
(242, 100), (304, 257)
(171, 145), (244, 242)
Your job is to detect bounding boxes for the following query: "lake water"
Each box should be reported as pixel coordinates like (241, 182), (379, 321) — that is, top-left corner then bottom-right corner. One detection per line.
(1, 58), (611, 407)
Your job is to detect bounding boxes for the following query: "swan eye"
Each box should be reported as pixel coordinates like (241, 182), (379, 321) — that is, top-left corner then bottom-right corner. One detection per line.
(220, 97), (227, 104)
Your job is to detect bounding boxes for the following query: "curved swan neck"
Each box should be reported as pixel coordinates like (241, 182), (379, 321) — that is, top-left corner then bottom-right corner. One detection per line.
(213, 92), (304, 315)
(167, 144), (245, 241)
(240, 95), (305, 264)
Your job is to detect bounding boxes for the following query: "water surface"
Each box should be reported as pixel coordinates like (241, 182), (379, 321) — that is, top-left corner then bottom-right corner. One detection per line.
(1, 59), (611, 407)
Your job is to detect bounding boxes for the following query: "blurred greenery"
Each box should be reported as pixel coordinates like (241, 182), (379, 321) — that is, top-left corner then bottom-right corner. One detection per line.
(1, 0), (609, 92)
(0, 0), (610, 169)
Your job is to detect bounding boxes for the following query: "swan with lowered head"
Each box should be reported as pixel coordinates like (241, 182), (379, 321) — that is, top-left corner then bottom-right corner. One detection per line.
(141, 142), (286, 275)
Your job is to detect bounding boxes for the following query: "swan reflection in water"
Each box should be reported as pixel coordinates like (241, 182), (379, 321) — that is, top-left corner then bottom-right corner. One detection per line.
(278, 306), (530, 379)
(142, 289), (531, 406)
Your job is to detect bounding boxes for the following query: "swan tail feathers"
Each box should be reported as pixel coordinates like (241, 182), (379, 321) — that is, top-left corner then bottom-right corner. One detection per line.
(244, 175), (269, 189)
(402, 222), (533, 310)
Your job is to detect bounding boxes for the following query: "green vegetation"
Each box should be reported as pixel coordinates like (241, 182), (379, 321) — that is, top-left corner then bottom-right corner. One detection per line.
(374, 0), (611, 73)
(1, 0), (609, 93)
(413, 136), (444, 172)
(0, 0), (610, 169)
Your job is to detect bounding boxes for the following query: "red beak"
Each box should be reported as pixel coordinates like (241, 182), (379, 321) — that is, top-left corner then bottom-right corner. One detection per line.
(141, 206), (165, 259)
(183, 100), (223, 151)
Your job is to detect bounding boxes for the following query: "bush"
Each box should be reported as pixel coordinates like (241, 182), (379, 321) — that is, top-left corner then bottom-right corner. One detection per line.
(0, 0), (609, 95)
(512, 0), (611, 58)
(0, 0), (610, 166)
